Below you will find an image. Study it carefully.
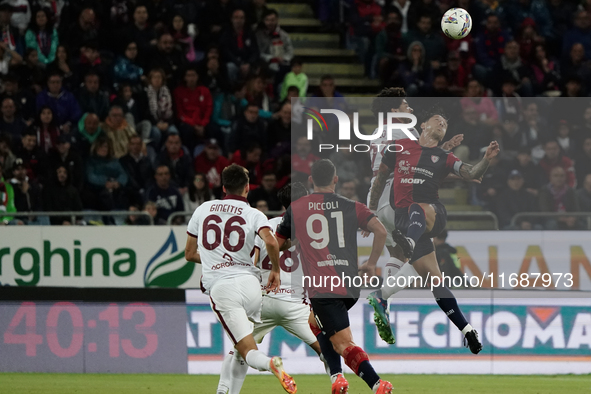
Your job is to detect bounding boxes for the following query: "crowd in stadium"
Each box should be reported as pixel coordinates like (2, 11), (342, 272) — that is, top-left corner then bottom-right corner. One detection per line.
(0, 0), (589, 229)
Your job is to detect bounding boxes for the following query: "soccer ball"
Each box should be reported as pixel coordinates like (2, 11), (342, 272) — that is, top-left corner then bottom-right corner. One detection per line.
(441, 8), (472, 40)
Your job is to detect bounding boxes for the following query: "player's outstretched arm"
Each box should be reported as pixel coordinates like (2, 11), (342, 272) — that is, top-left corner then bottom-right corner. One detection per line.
(260, 227), (281, 292)
(459, 141), (500, 180)
(184, 236), (201, 264)
(369, 163), (390, 211)
(359, 217), (387, 278)
(440, 134), (463, 151)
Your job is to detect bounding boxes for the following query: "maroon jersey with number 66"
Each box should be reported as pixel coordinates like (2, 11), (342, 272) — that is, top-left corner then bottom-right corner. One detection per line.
(276, 192), (375, 298)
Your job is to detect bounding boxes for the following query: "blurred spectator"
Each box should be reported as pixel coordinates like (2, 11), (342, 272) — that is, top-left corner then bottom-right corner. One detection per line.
(375, 10), (404, 85)
(539, 166), (580, 229)
(170, 14), (200, 63)
(348, 0), (383, 76)
(0, 73), (35, 124)
(143, 200), (164, 225)
(194, 139), (229, 192)
(145, 68), (177, 143)
(124, 5), (155, 60)
(200, 50), (230, 95)
(498, 113), (527, 154)
(474, 14), (511, 74)
(256, 9), (293, 82)
(338, 180), (359, 201)
(147, 32), (186, 84)
(0, 159), (16, 224)
(86, 136), (130, 217)
(247, 171), (281, 210)
(555, 120), (576, 158)
(43, 165), (83, 225)
(246, 0), (269, 29)
(174, 68), (213, 153)
(396, 41), (433, 96)
(211, 82), (247, 148)
(25, 8), (58, 65)
(183, 173), (214, 212)
(0, 133), (15, 173)
(407, 0), (440, 31)
(73, 41), (108, 88)
(228, 103), (267, 154)
(0, 4), (23, 54)
(246, 74), (273, 119)
(10, 157), (43, 221)
(560, 43), (591, 94)
(47, 134), (83, 191)
(156, 133), (194, 193)
(65, 8), (99, 58)
(73, 112), (102, 160)
(292, 135), (318, 176)
(519, 101), (548, 150)
(576, 174), (591, 212)
(279, 57), (307, 102)
(124, 204), (152, 226)
(495, 170), (539, 229)
(0, 38), (23, 75)
(460, 79), (498, 124)
(267, 101), (291, 153)
(4, 0), (31, 33)
(529, 44), (560, 95)
(508, 148), (544, 193)
(433, 230), (464, 281)
(220, 9), (259, 83)
(539, 140), (576, 188)
(0, 97), (26, 142)
(16, 48), (45, 93)
(255, 199), (268, 212)
(441, 51), (469, 95)
(475, 155), (504, 211)
(495, 78), (522, 121)
(404, 14), (445, 67)
(36, 72), (81, 132)
(230, 143), (263, 186)
(516, 18), (544, 61)
(15, 128), (45, 182)
(330, 148), (365, 183)
(102, 105), (136, 160)
(76, 72), (109, 120)
(499, 0), (552, 39)
(548, 0), (576, 49)
(575, 137), (591, 188)
(384, 0), (410, 34)
(111, 83), (149, 137)
(113, 41), (145, 91)
(146, 164), (184, 224)
(120, 134), (153, 195)
(490, 40), (532, 96)
(46, 45), (74, 90)
(562, 10), (591, 60)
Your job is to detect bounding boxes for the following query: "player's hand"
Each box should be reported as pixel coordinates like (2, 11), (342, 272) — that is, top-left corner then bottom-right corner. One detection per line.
(361, 230), (371, 238)
(358, 261), (377, 279)
(484, 141), (500, 161)
(441, 134), (464, 151)
(266, 270), (281, 293)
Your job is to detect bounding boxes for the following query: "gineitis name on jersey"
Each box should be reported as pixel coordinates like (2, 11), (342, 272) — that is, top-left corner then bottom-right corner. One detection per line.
(318, 143), (405, 153)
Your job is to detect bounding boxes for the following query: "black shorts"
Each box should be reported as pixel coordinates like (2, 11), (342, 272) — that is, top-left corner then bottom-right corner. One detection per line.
(395, 202), (447, 263)
(310, 297), (358, 337)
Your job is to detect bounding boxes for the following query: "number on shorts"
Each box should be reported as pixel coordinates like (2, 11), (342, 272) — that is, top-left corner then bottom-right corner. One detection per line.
(202, 215), (246, 251)
(306, 212), (345, 249)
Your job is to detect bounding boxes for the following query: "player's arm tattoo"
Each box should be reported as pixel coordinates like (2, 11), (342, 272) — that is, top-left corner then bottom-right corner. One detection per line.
(459, 157), (490, 180)
(369, 163), (390, 210)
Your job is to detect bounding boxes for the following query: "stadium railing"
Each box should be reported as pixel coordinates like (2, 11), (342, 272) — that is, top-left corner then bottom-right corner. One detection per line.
(5, 211), (154, 225)
(510, 212), (591, 230)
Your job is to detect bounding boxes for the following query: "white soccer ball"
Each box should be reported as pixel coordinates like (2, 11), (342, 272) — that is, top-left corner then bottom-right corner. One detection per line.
(441, 8), (472, 40)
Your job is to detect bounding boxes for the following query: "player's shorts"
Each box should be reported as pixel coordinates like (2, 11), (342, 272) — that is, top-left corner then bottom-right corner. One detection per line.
(209, 275), (262, 345)
(395, 202), (447, 263)
(253, 296), (317, 346)
(310, 297), (358, 337)
(368, 177), (396, 247)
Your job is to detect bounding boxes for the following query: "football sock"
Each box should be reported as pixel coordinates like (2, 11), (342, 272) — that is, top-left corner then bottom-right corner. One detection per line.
(228, 352), (249, 394)
(432, 285), (469, 331)
(407, 203), (426, 244)
(385, 257), (402, 277)
(216, 351), (234, 394)
(381, 261), (418, 299)
(343, 346), (380, 389)
(317, 332), (342, 376)
(245, 349), (272, 372)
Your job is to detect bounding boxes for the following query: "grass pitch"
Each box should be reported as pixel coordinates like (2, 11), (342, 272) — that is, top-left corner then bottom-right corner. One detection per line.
(1, 373), (590, 393)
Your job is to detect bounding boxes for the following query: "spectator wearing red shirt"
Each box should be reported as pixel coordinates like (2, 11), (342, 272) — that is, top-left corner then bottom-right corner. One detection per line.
(539, 140), (576, 188)
(291, 135), (318, 176)
(194, 139), (228, 195)
(174, 68), (213, 154)
(349, 0), (383, 76)
(474, 14), (511, 81)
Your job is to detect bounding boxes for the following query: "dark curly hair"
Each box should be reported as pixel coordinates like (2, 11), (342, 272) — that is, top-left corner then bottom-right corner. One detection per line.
(371, 87), (406, 119)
